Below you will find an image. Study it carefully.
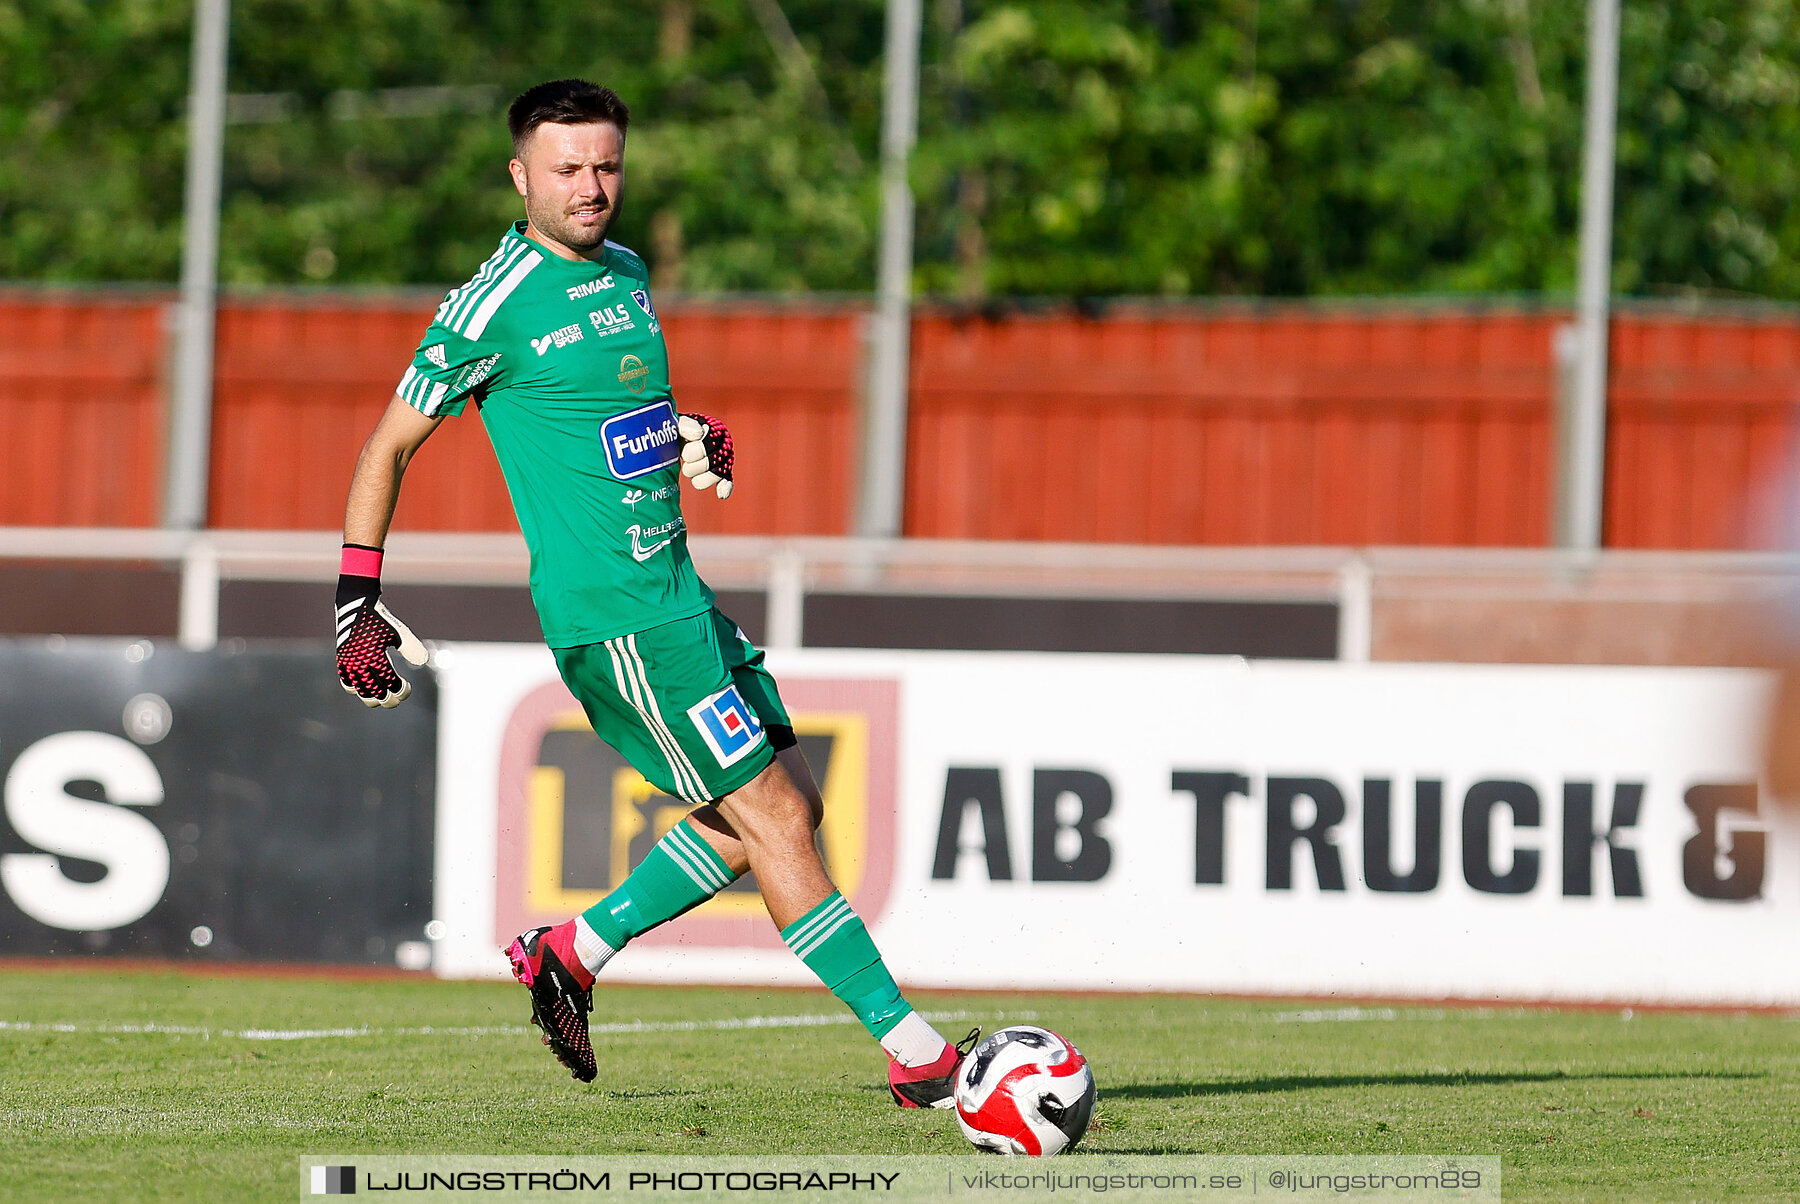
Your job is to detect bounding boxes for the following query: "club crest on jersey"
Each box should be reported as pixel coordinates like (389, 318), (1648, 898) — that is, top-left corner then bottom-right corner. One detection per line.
(630, 288), (656, 320)
(599, 400), (680, 480)
(687, 685), (765, 768)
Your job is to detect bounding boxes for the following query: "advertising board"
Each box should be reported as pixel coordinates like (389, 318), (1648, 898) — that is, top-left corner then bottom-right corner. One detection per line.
(435, 646), (1798, 1004)
(0, 640), (436, 965)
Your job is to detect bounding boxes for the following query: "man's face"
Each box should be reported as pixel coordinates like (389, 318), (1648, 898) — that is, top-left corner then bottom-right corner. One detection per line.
(509, 121), (625, 260)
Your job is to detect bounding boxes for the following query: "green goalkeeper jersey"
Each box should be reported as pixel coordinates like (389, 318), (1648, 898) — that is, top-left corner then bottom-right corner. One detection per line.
(397, 222), (713, 647)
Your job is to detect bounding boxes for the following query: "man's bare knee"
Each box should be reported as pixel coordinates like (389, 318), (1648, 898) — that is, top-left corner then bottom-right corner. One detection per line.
(757, 784), (816, 836)
(775, 745), (824, 830)
(718, 761), (816, 844)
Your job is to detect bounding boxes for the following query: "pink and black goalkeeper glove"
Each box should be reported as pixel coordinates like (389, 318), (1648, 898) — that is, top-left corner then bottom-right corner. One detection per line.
(334, 544), (428, 708)
(678, 412), (735, 499)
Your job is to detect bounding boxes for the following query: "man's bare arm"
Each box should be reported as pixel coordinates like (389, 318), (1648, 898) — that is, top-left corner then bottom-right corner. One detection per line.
(344, 394), (445, 547)
(334, 395), (441, 708)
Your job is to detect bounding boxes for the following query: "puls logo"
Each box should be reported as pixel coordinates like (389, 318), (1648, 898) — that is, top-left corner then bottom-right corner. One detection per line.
(588, 303), (634, 338)
(531, 324), (584, 355)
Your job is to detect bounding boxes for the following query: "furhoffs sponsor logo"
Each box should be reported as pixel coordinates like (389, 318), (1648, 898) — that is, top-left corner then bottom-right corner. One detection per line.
(598, 400), (680, 481)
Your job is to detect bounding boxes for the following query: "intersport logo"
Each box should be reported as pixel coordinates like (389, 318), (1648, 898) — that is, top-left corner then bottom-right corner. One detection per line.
(530, 324), (583, 355)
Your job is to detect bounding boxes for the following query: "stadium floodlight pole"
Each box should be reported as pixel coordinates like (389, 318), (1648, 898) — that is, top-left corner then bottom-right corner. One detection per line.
(162, 0), (231, 530)
(855, 0), (923, 539)
(1558, 0), (1620, 551)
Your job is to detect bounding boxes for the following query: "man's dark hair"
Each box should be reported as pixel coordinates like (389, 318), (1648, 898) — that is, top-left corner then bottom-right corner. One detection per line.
(507, 79), (629, 157)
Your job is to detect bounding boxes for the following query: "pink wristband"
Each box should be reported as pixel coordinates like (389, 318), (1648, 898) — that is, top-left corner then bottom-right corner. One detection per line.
(340, 545), (384, 577)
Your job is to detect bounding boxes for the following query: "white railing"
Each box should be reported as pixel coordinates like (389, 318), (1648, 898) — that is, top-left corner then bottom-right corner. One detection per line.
(3, 527), (1797, 658)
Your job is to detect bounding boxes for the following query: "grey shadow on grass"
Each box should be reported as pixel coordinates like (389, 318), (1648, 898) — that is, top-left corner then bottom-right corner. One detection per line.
(1104, 1068), (1763, 1100)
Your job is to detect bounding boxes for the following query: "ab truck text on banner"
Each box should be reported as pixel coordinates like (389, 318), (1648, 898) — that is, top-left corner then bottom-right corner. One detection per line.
(433, 645), (1800, 1006)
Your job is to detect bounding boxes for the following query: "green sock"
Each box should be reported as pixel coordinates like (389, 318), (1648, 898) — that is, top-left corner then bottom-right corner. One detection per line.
(581, 819), (739, 948)
(780, 891), (913, 1039)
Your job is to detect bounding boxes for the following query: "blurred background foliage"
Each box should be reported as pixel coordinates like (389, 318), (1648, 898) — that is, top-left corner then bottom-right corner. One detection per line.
(1, 0), (1796, 298)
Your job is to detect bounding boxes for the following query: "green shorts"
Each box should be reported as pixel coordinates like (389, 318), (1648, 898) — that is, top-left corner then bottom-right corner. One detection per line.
(553, 607), (791, 804)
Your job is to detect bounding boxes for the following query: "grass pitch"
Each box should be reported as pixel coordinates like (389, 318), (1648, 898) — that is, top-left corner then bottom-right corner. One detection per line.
(0, 964), (1795, 1202)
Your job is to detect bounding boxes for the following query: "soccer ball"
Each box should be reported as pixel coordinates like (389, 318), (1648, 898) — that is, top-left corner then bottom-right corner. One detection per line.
(952, 1025), (1096, 1156)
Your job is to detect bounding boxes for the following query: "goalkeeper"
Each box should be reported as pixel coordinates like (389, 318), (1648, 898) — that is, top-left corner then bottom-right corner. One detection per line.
(334, 79), (971, 1107)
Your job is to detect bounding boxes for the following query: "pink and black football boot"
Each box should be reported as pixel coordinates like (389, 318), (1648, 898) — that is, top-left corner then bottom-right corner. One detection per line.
(888, 1027), (981, 1108)
(505, 921), (597, 1083)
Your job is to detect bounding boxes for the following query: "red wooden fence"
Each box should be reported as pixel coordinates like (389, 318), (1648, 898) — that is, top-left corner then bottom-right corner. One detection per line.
(0, 294), (167, 527)
(4, 291), (1799, 548)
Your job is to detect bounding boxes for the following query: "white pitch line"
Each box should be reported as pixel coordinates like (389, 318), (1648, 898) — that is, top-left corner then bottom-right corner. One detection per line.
(0, 1009), (1034, 1043)
(1273, 1007), (1405, 1024)
(1269, 1007), (1554, 1023)
(0, 1020), (213, 1036)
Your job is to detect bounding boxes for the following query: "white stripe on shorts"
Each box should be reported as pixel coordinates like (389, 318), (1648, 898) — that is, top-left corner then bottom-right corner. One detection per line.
(623, 633), (712, 800)
(603, 637), (706, 804)
(602, 637), (701, 804)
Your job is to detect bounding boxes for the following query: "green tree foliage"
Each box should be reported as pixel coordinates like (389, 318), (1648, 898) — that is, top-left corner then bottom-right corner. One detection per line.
(0, 0), (1796, 298)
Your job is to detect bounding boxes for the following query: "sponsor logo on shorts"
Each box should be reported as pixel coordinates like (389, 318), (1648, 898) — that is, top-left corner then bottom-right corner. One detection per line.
(687, 685), (766, 768)
(588, 303), (635, 338)
(617, 353), (651, 392)
(599, 400), (680, 480)
(566, 275), (615, 300)
(531, 323), (583, 355)
(423, 344), (448, 370)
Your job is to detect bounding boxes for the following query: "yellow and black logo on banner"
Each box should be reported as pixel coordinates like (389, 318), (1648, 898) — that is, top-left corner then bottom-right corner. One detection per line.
(524, 712), (872, 919)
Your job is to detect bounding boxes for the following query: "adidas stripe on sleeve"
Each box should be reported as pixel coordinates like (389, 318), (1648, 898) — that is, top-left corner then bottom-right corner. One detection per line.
(395, 236), (540, 417)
